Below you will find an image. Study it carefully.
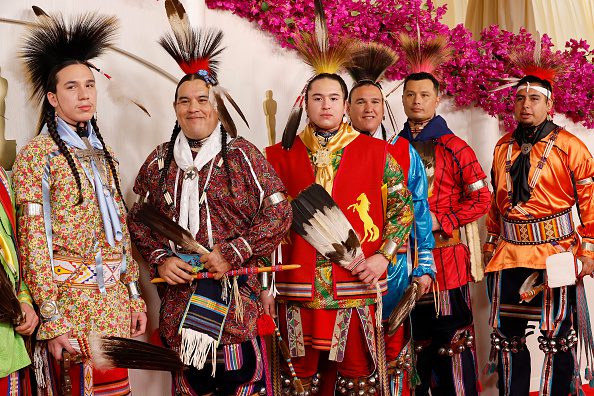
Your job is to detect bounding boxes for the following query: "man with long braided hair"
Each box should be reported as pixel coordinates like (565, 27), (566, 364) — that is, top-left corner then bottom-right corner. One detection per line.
(127, 23), (291, 396)
(13, 12), (147, 395)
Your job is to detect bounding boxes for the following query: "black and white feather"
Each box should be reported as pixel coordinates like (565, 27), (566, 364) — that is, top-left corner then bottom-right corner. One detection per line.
(291, 183), (362, 267)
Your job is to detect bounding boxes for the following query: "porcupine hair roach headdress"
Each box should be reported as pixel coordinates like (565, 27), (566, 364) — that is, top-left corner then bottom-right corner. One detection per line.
(280, 0), (357, 149)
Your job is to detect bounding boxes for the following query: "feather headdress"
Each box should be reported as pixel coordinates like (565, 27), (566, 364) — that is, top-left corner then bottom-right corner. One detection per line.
(346, 42), (398, 86)
(346, 42), (399, 132)
(159, 0), (248, 137)
(493, 32), (567, 97)
(281, 0), (356, 149)
(20, 11), (118, 104)
(399, 32), (452, 78)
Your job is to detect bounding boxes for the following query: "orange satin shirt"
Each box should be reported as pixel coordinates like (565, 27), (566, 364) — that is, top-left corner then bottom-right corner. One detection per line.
(485, 128), (594, 272)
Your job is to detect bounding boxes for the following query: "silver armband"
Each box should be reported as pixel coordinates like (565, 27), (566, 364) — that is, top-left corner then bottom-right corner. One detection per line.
(582, 242), (594, 252)
(466, 178), (488, 193)
(263, 192), (286, 208)
(576, 177), (594, 186)
(18, 202), (43, 217)
(378, 239), (398, 261)
(485, 234), (498, 244)
(126, 281), (141, 300)
(39, 300), (61, 323)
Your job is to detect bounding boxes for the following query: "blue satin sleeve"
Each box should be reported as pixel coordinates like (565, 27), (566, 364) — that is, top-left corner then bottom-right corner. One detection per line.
(382, 139), (436, 321)
(407, 143), (436, 279)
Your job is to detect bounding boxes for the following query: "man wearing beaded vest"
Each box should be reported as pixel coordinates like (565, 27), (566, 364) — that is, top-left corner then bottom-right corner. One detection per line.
(483, 71), (594, 394)
(13, 12), (147, 395)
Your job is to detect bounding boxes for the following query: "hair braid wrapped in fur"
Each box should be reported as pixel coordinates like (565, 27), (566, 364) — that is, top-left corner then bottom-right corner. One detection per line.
(159, 121), (181, 195)
(45, 110), (84, 205)
(90, 117), (127, 212)
(219, 124), (233, 196)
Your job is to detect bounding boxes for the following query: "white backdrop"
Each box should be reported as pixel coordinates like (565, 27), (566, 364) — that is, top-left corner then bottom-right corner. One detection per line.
(1, 1), (593, 394)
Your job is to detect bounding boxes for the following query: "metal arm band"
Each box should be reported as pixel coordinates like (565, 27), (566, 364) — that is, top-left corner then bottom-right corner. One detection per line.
(39, 300), (61, 323)
(263, 192), (286, 208)
(378, 239), (398, 261)
(18, 202), (43, 216)
(582, 241), (594, 252)
(466, 178), (488, 193)
(126, 281), (142, 300)
(576, 177), (594, 186)
(485, 234), (498, 244)
(259, 272), (270, 290)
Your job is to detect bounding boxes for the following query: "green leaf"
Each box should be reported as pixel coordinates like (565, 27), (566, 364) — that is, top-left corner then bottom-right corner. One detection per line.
(285, 18), (294, 26)
(261, 2), (269, 11)
(351, 11), (360, 16)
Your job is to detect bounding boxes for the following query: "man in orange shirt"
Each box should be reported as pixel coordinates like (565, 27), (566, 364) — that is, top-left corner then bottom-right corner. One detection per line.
(483, 73), (594, 395)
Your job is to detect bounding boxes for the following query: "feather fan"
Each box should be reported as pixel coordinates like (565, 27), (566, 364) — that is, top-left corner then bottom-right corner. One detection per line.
(136, 203), (210, 255)
(0, 264), (23, 325)
(291, 183), (362, 268)
(387, 281), (418, 336)
(90, 334), (184, 372)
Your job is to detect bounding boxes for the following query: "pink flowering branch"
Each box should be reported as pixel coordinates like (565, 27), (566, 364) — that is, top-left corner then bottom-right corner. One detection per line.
(207, 0), (594, 131)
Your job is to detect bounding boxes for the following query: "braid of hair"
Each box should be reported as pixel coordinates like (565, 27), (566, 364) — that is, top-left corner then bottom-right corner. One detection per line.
(220, 124), (234, 196)
(159, 121), (181, 194)
(45, 110), (84, 205)
(90, 117), (128, 212)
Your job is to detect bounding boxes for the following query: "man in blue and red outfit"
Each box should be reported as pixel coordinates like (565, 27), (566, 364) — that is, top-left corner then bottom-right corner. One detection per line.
(400, 71), (491, 395)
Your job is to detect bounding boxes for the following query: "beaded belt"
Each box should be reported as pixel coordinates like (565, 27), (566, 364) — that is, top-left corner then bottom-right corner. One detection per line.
(501, 209), (574, 245)
(53, 254), (123, 289)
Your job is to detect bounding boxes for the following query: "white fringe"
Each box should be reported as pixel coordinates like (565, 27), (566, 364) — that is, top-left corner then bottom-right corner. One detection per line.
(180, 328), (218, 376)
(33, 343), (47, 388)
(233, 276), (244, 322)
(221, 274), (231, 302)
(375, 283), (383, 329)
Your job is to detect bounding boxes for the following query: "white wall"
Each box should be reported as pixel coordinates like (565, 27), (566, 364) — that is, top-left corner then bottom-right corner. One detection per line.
(1, 1), (593, 394)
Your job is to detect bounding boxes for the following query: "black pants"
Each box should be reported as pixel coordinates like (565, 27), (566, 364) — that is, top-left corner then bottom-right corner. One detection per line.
(488, 268), (575, 396)
(182, 338), (264, 396)
(411, 285), (478, 396)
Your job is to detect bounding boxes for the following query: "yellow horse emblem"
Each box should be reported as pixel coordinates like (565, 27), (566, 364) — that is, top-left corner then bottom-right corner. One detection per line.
(347, 193), (379, 243)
